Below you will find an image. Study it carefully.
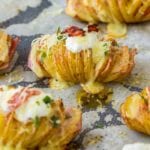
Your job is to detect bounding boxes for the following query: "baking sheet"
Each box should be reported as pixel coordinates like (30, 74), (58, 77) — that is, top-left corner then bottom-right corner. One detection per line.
(0, 0), (150, 149)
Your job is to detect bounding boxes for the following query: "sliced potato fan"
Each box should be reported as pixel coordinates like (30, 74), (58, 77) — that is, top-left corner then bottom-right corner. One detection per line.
(28, 25), (136, 94)
(66, 0), (150, 23)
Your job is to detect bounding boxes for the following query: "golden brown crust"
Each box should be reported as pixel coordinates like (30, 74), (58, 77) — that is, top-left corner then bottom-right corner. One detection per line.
(66, 0), (150, 23)
(0, 30), (19, 72)
(120, 87), (150, 135)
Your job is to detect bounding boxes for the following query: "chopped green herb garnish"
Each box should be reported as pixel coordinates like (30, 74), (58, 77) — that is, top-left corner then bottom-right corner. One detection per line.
(33, 116), (40, 128)
(43, 96), (53, 104)
(96, 123), (104, 128)
(57, 35), (64, 40)
(103, 43), (108, 47)
(40, 52), (47, 63)
(56, 27), (66, 41)
(100, 42), (111, 56)
(50, 115), (60, 128)
(36, 101), (40, 105)
(104, 50), (109, 56)
(57, 27), (61, 35)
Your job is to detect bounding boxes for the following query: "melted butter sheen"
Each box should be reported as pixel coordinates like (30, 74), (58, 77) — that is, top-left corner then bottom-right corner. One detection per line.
(65, 32), (99, 53)
(122, 143), (150, 150)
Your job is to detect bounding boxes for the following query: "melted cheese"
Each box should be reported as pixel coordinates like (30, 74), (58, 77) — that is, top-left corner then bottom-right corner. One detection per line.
(65, 32), (99, 53)
(31, 34), (57, 51)
(107, 23), (127, 38)
(122, 143), (150, 150)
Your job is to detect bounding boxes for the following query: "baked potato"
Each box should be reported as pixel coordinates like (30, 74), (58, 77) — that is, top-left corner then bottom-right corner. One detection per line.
(0, 85), (82, 150)
(0, 30), (19, 74)
(120, 87), (150, 135)
(66, 0), (150, 23)
(28, 25), (136, 94)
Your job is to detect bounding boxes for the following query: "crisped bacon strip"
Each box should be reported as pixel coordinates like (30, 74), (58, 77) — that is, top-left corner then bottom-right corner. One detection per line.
(88, 24), (99, 32)
(8, 87), (41, 112)
(63, 26), (85, 36)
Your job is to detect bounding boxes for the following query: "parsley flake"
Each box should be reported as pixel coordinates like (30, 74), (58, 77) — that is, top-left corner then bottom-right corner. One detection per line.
(96, 123), (104, 128)
(40, 52), (47, 63)
(56, 27), (66, 41)
(57, 27), (61, 35)
(104, 50), (109, 56)
(36, 101), (40, 105)
(33, 116), (40, 128)
(43, 96), (53, 104)
(57, 35), (64, 40)
(50, 115), (60, 128)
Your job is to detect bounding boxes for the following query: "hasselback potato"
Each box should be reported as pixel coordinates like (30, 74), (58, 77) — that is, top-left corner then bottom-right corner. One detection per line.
(0, 85), (82, 150)
(66, 0), (150, 23)
(28, 25), (136, 93)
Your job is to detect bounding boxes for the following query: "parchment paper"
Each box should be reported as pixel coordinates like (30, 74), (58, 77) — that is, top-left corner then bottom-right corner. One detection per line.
(0, 0), (149, 149)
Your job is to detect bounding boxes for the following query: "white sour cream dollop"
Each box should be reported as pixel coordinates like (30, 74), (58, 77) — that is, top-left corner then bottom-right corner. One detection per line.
(15, 93), (52, 123)
(65, 32), (99, 53)
(122, 143), (150, 150)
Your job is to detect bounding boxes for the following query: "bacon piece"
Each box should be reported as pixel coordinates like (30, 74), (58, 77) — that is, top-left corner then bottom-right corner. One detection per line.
(88, 24), (99, 32)
(63, 26), (85, 37)
(8, 87), (41, 112)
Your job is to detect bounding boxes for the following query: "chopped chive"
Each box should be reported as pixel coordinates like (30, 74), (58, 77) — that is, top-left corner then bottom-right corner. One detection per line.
(56, 27), (66, 41)
(33, 116), (40, 128)
(104, 50), (109, 56)
(43, 96), (53, 104)
(57, 27), (61, 35)
(103, 43), (108, 47)
(50, 115), (60, 128)
(96, 123), (104, 128)
(40, 52), (47, 63)
(36, 101), (40, 105)
(57, 35), (64, 40)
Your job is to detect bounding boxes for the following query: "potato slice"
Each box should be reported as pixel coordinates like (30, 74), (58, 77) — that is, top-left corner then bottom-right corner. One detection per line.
(103, 46), (131, 82)
(107, 22), (127, 38)
(81, 81), (105, 94)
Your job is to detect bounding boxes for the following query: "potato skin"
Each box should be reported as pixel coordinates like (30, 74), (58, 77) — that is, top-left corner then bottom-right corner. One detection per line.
(66, 0), (150, 23)
(46, 41), (136, 90)
(120, 87), (150, 135)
